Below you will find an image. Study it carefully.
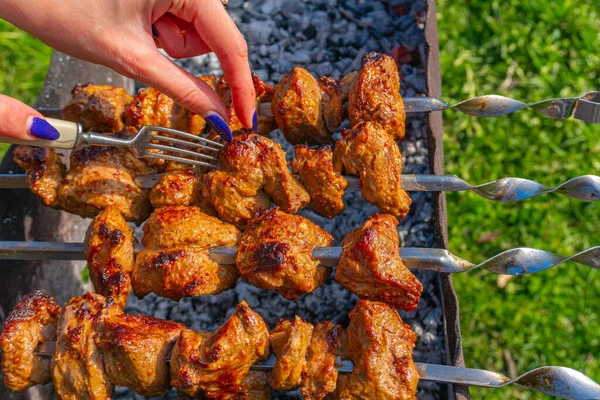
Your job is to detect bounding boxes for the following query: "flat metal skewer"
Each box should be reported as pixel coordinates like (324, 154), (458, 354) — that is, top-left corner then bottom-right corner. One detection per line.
(0, 241), (598, 275)
(18, 344), (600, 399)
(1, 173), (598, 202)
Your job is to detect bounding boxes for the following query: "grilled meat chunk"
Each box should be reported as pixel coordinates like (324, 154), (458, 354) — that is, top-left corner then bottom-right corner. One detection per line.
(238, 371), (273, 400)
(301, 321), (343, 400)
(339, 300), (419, 400)
(334, 122), (411, 218)
(347, 52), (406, 140)
(62, 84), (132, 133)
(272, 67), (343, 144)
(0, 291), (61, 392)
(337, 214), (422, 311)
(95, 304), (184, 397)
(133, 206), (240, 300)
(170, 301), (270, 399)
(235, 208), (333, 299)
(52, 293), (116, 400)
(13, 146), (65, 207)
(269, 316), (314, 391)
(83, 206), (135, 307)
(149, 170), (216, 215)
(203, 133), (310, 227)
(292, 145), (347, 218)
(59, 145), (152, 222)
(123, 87), (176, 129)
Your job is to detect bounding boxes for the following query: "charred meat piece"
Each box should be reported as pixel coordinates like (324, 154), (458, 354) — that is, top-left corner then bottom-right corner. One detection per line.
(52, 293), (116, 400)
(334, 121), (411, 218)
(83, 206), (135, 308)
(204, 133), (309, 227)
(269, 316), (314, 391)
(292, 145), (347, 218)
(149, 170), (216, 216)
(62, 84), (132, 133)
(123, 87), (176, 129)
(339, 300), (419, 400)
(347, 52), (406, 140)
(272, 67), (342, 144)
(337, 214), (422, 311)
(133, 206), (240, 300)
(0, 291), (61, 392)
(95, 304), (184, 397)
(170, 301), (270, 399)
(235, 208), (333, 299)
(59, 145), (152, 223)
(301, 321), (343, 400)
(13, 146), (65, 207)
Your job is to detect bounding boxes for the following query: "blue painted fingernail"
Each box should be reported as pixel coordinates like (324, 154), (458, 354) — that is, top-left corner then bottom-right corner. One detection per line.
(30, 117), (60, 140)
(152, 25), (159, 38)
(205, 112), (233, 142)
(252, 110), (258, 133)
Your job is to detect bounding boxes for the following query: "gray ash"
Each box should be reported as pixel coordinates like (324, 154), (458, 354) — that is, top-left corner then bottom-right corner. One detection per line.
(124, 0), (445, 399)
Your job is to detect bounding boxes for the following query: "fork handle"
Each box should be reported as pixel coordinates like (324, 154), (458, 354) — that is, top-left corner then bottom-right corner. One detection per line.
(1, 118), (79, 149)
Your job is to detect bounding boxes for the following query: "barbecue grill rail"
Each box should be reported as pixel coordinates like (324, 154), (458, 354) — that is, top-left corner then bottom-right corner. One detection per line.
(1, 173), (598, 202)
(0, 241), (597, 275)
(5, 346), (599, 399)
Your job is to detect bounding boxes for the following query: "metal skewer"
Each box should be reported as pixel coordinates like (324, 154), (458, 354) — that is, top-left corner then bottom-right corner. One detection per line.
(37, 91), (600, 123)
(0, 241), (597, 275)
(1, 173), (598, 202)
(17, 344), (600, 399)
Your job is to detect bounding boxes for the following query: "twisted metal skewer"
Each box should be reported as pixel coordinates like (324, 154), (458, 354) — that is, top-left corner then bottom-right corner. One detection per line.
(0, 242), (597, 276)
(1, 174), (598, 202)
(404, 91), (600, 123)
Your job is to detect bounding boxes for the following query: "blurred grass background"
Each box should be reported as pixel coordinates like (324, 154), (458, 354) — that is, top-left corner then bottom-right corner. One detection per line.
(1, 2), (599, 398)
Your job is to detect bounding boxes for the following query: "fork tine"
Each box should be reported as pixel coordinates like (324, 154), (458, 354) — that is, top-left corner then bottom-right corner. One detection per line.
(147, 126), (224, 149)
(147, 143), (218, 162)
(143, 152), (218, 168)
(150, 134), (221, 153)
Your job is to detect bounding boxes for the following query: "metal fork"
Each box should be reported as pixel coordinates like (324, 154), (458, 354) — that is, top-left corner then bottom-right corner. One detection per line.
(3, 118), (223, 168)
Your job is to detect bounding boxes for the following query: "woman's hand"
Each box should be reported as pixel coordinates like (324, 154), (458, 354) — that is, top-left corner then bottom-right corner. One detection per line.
(1, 0), (254, 141)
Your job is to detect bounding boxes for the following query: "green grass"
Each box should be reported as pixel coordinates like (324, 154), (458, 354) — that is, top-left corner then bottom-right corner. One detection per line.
(0, 20), (53, 159)
(437, 0), (600, 398)
(2, 5), (600, 399)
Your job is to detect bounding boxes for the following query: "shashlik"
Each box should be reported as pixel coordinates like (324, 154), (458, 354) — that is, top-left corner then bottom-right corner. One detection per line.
(84, 205), (422, 310)
(1, 291), (419, 399)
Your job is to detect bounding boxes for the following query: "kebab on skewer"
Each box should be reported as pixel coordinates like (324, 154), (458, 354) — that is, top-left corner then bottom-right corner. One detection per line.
(1, 290), (419, 399)
(83, 205), (422, 310)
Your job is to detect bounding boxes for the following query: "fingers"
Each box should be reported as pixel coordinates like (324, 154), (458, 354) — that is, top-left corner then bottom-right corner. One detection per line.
(0, 95), (59, 141)
(153, 14), (211, 59)
(185, 0), (256, 129)
(115, 46), (233, 141)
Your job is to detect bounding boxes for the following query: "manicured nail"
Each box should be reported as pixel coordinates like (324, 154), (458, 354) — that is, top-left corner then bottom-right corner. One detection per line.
(152, 25), (159, 38)
(252, 110), (258, 133)
(205, 112), (233, 142)
(29, 117), (60, 140)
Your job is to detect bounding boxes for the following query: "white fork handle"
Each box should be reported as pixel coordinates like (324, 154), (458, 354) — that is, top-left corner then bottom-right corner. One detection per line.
(1, 118), (79, 149)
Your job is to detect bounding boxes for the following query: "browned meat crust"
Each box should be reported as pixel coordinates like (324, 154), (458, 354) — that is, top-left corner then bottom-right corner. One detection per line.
(269, 316), (314, 391)
(170, 301), (270, 399)
(83, 206), (135, 308)
(334, 121), (411, 218)
(149, 170), (217, 216)
(339, 300), (419, 399)
(13, 146), (65, 207)
(301, 321), (343, 400)
(62, 84), (132, 133)
(235, 208), (333, 299)
(94, 305), (184, 397)
(132, 206), (240, 300)
(336, 214), (422, 311)
(0, 291), (61, 391)
(292, 145), (347, 218)
(123, 87), (176, 129)
(347, 52), (406, 140)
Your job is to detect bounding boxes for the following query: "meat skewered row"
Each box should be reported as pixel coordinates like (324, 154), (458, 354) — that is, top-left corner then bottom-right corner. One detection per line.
(14, 52), (410, 224)
(85, 205), (422, 310)
(1, 291), (419, 399)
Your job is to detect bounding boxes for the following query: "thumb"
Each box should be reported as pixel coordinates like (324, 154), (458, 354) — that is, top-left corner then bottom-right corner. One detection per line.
(0, 94), (60, 141)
